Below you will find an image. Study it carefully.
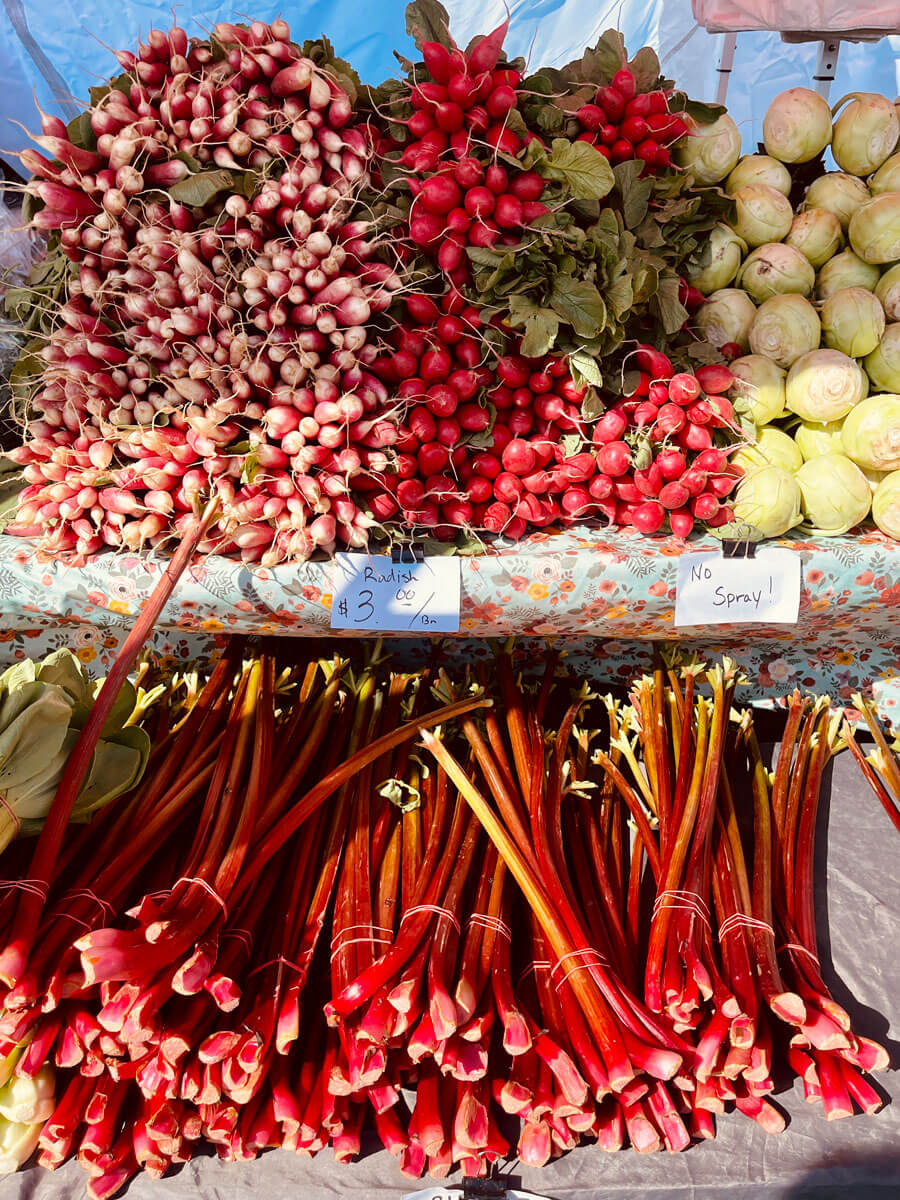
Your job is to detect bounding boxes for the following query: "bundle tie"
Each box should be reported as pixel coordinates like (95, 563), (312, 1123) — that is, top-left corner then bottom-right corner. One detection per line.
(401, 905), (460, 934)
(718, 913), (775, 940)
(173, 876), (228, 916)
(652, 889), (711, 927)
(49, 910), (92, 934)
(779, 942), (820, 966)
(0, 796), (20, 836)
(247, 952), (311, 980)
(62, 889), (115, 922)
(551, 947), (609, 990)
(221, 927), (253, 952)
(0, 879), (48, 901)
(517, 961), (550, 986)
(330, 924), (393, 961)
(467, 913), (511, 941)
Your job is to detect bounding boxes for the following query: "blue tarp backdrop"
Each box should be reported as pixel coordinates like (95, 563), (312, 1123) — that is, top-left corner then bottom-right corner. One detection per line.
(0, 0), (899, 172)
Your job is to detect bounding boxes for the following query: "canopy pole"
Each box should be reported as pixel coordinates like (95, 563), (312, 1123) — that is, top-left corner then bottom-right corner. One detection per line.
(813, 37), (840, 98)
(715, 32), (737, 106)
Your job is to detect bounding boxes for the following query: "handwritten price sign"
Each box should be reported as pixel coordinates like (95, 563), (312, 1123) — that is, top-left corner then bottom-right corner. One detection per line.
(331, 554), (461, 633)
(674, 548), (801, 627)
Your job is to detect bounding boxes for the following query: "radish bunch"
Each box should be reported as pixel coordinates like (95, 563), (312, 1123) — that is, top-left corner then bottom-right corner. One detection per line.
(386, 20), (552, 286)
(8, 19), (397, 562)
(591, 352), (740, 536)
(571, 71), (688, 171)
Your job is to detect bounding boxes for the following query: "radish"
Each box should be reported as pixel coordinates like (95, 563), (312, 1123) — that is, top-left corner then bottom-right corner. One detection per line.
(598, 442), (631, 477)
(631, 500), (665, 534)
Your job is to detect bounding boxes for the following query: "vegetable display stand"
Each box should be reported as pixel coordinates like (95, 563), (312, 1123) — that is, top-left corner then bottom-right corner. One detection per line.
(2, 528), (899, 717)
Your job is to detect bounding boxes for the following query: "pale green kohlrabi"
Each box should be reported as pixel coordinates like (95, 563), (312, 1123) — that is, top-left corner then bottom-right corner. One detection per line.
(685, 223), (748, 294)
(729, 184), (794, 247)
(785, 349), (868, 422)
(871, 469), (900, 537)
(820, 287), (886, 358)
(748, 294), (821, 368)
(831, 92), (900, 177)
(732, 465), (803, 537)
(763, 88), (832, 163)
(794, 418), (847, 461)
(732, 428), (804, 474)
(738, 243), (815, 303)
(676, 113), (742, 184)
(869, 151), (900, 194)
(864, 324), (900, 391)
(784, 208), (844, 268)
(726, 154), (792, 196)
(848, 192), (900, 263)
(796, 454), (872, 534)
(874, 262), (900, 320)
(840, 392), (900, 470)
(728, 355), (787, 425)
(696, 289), (757, 351)
(815, 249), (881, 300)
(803, 172), (871, 230)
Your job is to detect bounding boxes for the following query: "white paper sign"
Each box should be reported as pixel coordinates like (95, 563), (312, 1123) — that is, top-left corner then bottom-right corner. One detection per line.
(331, 554), (461, 633)
(674, 547), (801, 627)
(402, 1190), (554, 1200)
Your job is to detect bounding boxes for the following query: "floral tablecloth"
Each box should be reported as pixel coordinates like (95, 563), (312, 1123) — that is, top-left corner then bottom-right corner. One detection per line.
(1, 527), (898, 719)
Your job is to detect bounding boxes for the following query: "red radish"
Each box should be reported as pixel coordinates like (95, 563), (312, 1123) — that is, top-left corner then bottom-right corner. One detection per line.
(589, 474), (614, 501)
(421, 176), (462, 214)
(561, 486), (593, 517)
(501, 439), (537, 475)
(596, 87), (625, 122)
(709, 474), (738, 498)
(614, 479), (641, 503)
(691, 493), (720, 521)
(486, 86), (517, 119)
(654, 403), (686, 436)
(598, 441), (631, 477)
(635, 346), (674, 380)
(695, 364), (735, 394)
(656, 449), (687, 481)
(464, 186), (495, 218)
(485, 164), (508, 194)
(621, 116), (649, 144)
(612, 69), (636, 99)
(680, 468), (707, 498)
(510, 171), (544, 201)
(496, 357), (530, 388)
(680, 423), (713, 452)
(668, 373), (701, 405)
(631, 500), (665, 534)
(494, 472), (524, 502)
(634, 463), (662, 496)
(494, 194), (523, 228)
(592, 410), (628, 444)
(669, 509), (694, 538)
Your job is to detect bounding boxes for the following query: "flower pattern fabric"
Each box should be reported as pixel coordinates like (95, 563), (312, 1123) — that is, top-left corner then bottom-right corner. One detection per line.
(0, 527), (898, 721)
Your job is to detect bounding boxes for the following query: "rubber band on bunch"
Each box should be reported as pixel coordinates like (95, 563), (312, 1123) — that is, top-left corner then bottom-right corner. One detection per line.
(61, 889), (115, 922)
(652, 889), (711, 928)
(400, 905), (460, 934)
(550, 947), (609, 991)
(517, 961), (550, 987)
(248, 950), (312, 980)
(0, 879), (48, 901)
(0, 797), (20, 836)
(717, 913), (775, 940)
(467, 913), (511, 941)
(174, 876), (228, 916)
(330, 923), (394, 961)
(221, 927), (253, 953)
(779, 942), (820, 967)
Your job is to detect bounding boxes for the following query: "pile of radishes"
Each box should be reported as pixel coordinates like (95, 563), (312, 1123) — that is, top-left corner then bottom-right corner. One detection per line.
(571, 71), (688, 170)
(9, 18), (399, 562)
(591, 352), (740, 536)
(393, 21), (550, 286)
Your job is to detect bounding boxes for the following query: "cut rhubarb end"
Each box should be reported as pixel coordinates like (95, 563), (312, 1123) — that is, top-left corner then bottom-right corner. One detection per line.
(770, 991), (806, 1026)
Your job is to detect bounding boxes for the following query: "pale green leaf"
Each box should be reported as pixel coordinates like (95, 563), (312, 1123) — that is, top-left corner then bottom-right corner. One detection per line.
(549, 278), (607, 339)
(542, 139), (615, 201)
(168, 169), (235, 207)
(569, 350), (603, 388)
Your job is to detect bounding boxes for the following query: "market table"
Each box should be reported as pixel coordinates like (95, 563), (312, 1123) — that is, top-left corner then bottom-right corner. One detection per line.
(2, 748), (897, 1200)
(1, 527), (898, 716)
